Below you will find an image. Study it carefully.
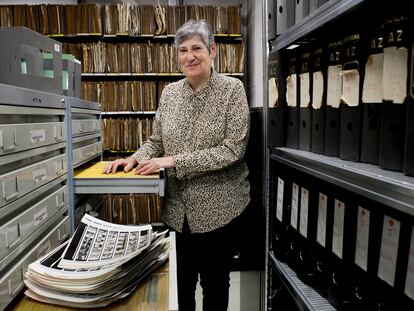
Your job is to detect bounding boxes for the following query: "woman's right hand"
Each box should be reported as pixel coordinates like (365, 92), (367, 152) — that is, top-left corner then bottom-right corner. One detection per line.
(102, 157), (137, 174)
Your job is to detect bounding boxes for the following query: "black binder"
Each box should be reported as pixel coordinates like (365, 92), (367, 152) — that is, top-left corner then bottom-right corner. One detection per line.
(404, 27), (414, 176)
(311, 47), (326, 154)
(285, 56), (300, 149)
(299, 52), (312, 151)
(379, 16), (409, 172)
(327, 188), (358, 310)
(324, 41), (342, 157)
(360, 26), (384, 165)
(268, 51), (285, 148)
(272, 163), (291, 262)
(339, 34), (363, 162)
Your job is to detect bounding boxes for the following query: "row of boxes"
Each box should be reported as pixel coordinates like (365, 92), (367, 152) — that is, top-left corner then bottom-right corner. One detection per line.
(268, 0), (331, 40)
(269, 13), (414, 176)
(271, 161), (414, 309)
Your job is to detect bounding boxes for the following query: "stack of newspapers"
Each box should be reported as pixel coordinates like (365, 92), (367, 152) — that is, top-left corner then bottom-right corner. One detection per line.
(24, 214), (169, 308)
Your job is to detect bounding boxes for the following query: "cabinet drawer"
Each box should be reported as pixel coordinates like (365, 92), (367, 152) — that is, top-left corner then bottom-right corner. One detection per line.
(72, 142), (102, 166)
(0, 154), (67, 208)
(0, 216), (69, 310)
(0, 122), (66, 156)
(72, 119), (101, 136)
(0, 185), (68, 260)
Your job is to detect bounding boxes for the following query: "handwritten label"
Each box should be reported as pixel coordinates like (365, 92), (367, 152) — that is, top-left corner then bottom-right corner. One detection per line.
(312, 71), (324, 109)
(383, 46), (408, 104)
(340, 69), (360, 107)
(332, 199), (345, 258)
(290, 183), (299, 230)
(286, 74), (297, 107)
(34, 207), (48, 227)
(354, 206), (370, 271)
(269, 77), (279, 108)
(300, 73), (310, 107)
(299, 188), (309, 238)
(276, 177), (284, 222)
(327, 65), (343, 108)
(404, 225), (414, 300)
(362, 53), (384, 103)
(378, 215), (400, 286)
(317, 193), (328, 247)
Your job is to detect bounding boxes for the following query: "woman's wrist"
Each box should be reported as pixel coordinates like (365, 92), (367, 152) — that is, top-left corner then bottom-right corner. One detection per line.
(126, 157), (137, 167)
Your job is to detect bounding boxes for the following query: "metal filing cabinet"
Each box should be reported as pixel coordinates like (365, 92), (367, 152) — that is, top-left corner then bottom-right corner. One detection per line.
(66, 96), (102, 232)
(0, 83), (68, 310)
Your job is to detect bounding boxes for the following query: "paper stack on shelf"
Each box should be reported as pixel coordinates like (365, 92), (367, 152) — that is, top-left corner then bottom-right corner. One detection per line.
(24, 214), (169, 308)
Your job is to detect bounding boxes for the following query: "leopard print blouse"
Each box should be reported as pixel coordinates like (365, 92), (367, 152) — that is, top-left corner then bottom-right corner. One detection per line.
(131, 70), (250, 233)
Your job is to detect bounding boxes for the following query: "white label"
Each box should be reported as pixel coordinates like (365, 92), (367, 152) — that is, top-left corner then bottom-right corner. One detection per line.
(34, 207), (48, 227)
(276, 178), (284, 222)
(378, 215), (400, 287)
(299, 187), (309, 238)
(317, 193), (328, 247)
(383, 46), (408, 104)
(312, 71), (324, 109)
(354, 206), (370, 271)
(269, 77), (279, 108)
(54, 44), (60, 52)
(30, 129), (46, 143)
(340, 69), (360, 107)
(300, 72), (310, 107)
(286, 74), (297, 107)
(332, 199), (345, 258)
(33, 168), (47, 184)
(290, 183), (299, 230)
(362, 53), (384, 103)
(327, 65), (343, 108)
(404, 225), (414, 300)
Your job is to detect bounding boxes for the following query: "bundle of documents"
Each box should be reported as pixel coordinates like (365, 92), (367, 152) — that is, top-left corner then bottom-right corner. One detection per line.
(24, 214), (169, 308)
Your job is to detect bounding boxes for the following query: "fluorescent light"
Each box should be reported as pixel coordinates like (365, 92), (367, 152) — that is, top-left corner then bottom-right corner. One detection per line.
(286, 44), (300, 50)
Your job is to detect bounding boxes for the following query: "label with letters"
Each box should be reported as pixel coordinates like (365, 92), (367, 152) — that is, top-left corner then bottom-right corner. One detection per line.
(378, 215), (400, 287)
(332, 199), (345, 258)
(291, 183), (299, 230)
(354, 206), (370, 271)
(299, 187), (309, 238)
(30, 129), (46, 143)
(286, 74), (297, 107)
(276, 177), (284, 222)
(300, 73), (310, 107)
(34, 207), (48, 227)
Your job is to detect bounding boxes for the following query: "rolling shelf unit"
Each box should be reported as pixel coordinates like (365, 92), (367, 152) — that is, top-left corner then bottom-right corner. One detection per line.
(265, 0), (414, 310)
(0, 83), (70, 310)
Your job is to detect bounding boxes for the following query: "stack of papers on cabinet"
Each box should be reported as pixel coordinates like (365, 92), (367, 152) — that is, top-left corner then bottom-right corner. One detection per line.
(23, 214), (169, 308)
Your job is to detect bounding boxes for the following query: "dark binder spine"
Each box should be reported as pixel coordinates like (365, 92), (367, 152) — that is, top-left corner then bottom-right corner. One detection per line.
(340, 33), (363, 162)
(311, 47), (326, 154)
(324, 41), (342, 157)
(379, 16), (409, 172)
(285, 55), (300, 149)
(299, 51), (312, 151)
(360, 25), (384, 165)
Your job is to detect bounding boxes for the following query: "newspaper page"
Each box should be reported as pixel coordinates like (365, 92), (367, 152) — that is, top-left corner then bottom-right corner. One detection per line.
(58, 214), (152, 270)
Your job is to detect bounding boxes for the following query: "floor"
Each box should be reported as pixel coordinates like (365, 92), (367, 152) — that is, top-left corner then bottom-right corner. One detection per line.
(195, 271), (262, 311)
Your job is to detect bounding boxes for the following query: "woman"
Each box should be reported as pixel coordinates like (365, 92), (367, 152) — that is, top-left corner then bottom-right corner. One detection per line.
(103, 19), (250, 311)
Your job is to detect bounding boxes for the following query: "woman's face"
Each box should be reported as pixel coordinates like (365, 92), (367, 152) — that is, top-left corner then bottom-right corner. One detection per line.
(178, 35), (216, 81)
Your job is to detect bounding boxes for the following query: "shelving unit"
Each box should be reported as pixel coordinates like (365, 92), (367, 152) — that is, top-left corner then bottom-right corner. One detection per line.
(265, 0), (414, 310)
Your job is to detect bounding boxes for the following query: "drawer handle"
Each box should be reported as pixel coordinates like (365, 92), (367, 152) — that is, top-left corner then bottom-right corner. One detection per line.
(78, 122), (84, 132)
(7, 222), (21, 249)
(56, 192), (66, 208)
(8, 277), (23, 297)
(54, 125), (64, 141)
(0, 129), (17, 151)
(55, 159), (65, 175)
(2, 178), (19, 201)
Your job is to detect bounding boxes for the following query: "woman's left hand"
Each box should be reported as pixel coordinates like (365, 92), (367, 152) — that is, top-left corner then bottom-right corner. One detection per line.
(135, 156), (176, 175)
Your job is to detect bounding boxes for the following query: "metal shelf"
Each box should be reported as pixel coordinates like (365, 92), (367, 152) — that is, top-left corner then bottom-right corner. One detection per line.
(271, 0), (365, 51)
(101, 111), (156, 115)
(270, 147), (414, 216)
(268, 251), (335, 311)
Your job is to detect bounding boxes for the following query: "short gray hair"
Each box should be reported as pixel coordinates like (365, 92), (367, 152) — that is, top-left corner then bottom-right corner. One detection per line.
(174, 19), (214, 52)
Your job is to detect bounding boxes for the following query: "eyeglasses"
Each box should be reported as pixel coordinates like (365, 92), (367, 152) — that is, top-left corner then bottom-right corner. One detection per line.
(178, 46), (208, 57)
